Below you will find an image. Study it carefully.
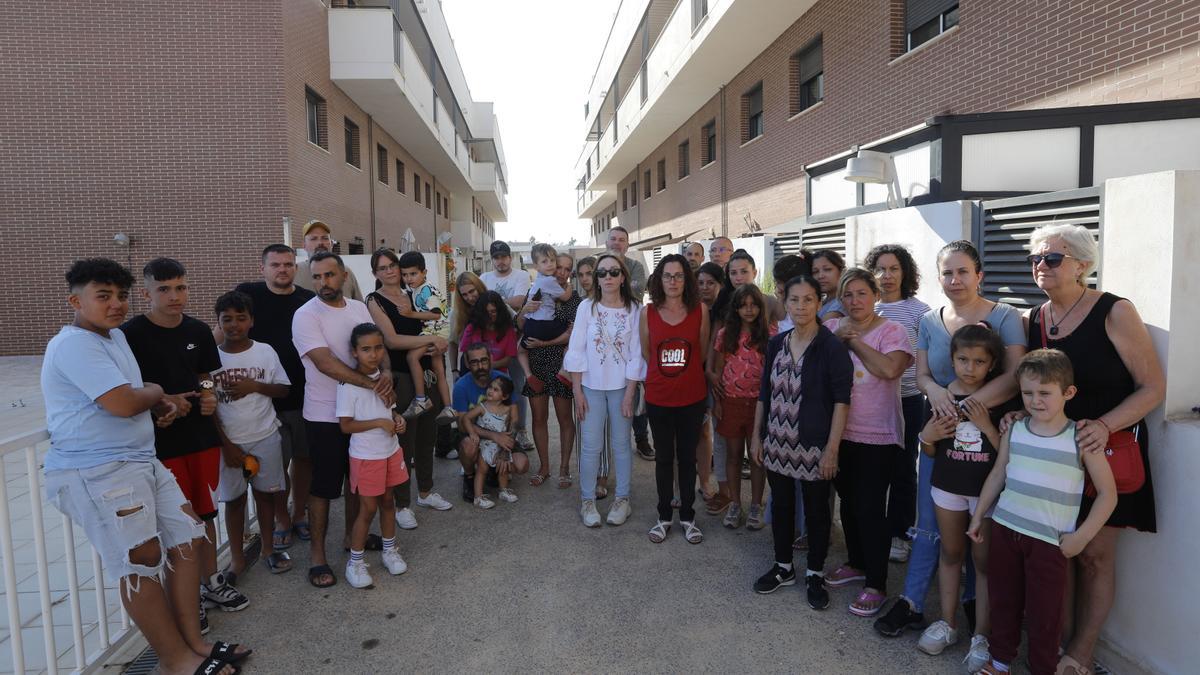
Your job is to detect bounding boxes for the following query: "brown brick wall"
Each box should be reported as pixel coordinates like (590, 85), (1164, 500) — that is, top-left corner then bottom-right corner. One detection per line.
(623, 0), (1200, 243)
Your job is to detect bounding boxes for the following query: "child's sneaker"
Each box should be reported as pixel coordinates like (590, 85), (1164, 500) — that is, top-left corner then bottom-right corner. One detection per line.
(917, 619), (959, 655)
(345, 559), (373, 589)
(394, 507), (418, 530)
(202, 573), (249, 612)
(889, 537), (911, 562)
(499, 488), (518, 503)
(435, 406), (456, 426)
(964, 634), (990, 673)
(746, 504), (765, 530)
(416, 492), (453, 511)
(474, 495), (495, 509)
(382, 548), (408, 576)
(581, 500), (602, 528)
(401, 398), (432, 419)
(753, 564), (796, 594)
(723, 503), (742, 529)
(825, 564), (866, 587)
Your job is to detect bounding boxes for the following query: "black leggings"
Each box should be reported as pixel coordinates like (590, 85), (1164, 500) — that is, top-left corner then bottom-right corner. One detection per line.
(646, 400), (706, 522)
(836, 440), (899, 591)
(767, 469), (832, 573)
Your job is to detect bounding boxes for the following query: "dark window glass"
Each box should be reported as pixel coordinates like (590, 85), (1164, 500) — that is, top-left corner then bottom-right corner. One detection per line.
(703, 121), (717, 165)
(657, 159), (666, 191)
(397, 160), (405, 193)
(377, 145), (388, 184)
(305, 88), (325, 148)
(745, 84), (763, 141)
(344, 118), (360, 168)
(679, 140), (690, 179)
(793, 38), (824, 114)
(643, 170), (651, 199)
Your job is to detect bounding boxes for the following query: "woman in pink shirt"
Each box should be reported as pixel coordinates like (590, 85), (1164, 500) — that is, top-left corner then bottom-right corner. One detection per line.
(822, 268), (913, 618)
(459, 291), (518, 373)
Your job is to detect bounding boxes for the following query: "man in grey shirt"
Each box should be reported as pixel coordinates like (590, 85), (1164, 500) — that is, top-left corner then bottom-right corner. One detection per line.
(295, 220), (364, 302)
(606, 226), (646, 299)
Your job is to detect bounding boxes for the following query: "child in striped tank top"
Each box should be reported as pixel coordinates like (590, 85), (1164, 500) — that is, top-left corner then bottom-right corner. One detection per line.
(968, 349), (1116, 675)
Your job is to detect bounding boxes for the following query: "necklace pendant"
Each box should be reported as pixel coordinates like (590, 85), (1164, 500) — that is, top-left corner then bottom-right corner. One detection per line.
(1049, 326), (1059, 336)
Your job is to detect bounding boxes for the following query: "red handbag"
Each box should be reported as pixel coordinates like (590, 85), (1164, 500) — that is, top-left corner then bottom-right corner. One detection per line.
(1038, 305), (1145, 497)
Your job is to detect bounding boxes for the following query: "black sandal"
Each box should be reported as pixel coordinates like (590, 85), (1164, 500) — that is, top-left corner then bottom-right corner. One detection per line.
(307, 564), (337, 588)
(194, 656), (239, 675)
(209, 641), (252, 665)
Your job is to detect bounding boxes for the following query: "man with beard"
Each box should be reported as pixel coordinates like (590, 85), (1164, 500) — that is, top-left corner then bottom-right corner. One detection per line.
(684, 242), (706, 271)
(451, 344), (517, 501)
(295, 220), (364, 301)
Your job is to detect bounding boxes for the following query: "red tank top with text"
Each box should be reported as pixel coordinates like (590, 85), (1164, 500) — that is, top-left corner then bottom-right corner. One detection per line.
(645, 303), (707, 407)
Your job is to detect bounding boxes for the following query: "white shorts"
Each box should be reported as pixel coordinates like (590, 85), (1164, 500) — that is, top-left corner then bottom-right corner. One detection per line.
(218, 431), (287, 502)
(931, 486), (993, 517)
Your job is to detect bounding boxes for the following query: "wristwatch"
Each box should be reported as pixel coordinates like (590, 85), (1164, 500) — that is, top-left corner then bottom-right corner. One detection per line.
(199, 378), (215, 393)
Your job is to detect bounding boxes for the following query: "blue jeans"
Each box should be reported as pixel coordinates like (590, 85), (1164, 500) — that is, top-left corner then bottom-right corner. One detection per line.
(580, 386), (633, 501)
(902, 452), (976, 612)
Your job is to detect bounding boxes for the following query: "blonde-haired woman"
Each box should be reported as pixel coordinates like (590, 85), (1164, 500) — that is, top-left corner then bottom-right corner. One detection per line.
(449, 271), (489, 377)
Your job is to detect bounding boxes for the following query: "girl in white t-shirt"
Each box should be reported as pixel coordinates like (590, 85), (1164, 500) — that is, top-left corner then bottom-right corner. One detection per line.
(336, 324), (410, 589)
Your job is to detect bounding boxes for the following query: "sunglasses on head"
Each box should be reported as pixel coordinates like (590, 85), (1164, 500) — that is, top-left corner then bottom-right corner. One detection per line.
(1026, 253), (1074, 268)
(594, 268), (622, 279)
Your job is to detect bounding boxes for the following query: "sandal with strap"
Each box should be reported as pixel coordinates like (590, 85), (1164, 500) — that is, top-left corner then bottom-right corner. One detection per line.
(849, 590), (887, 617)
(529, 472), (550, 486)
(272, 529), (292, 551)
(307, 564), (336, 588)
(209, 641), (252, 665)
(648, 520), (671, 543)
(681, 520), (704, 544)
(194, 656), (238, 675)
(557, 473), (574, 489)
(263, 551), (292, 574)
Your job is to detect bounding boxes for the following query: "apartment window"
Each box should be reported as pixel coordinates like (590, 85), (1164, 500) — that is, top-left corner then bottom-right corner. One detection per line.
(702, 120), (717, 165)
(643, 170), (651, 199)
(305, 87), (327, 149)
(907, 2), (959, 51)
(414, 174), (421, 202)
(631, 180), (638, 206)
(344, 118), (361, 168)
(377, 145), (388, 184)
(622, 188), (628, 211)
(396, 160), (406, 193)
(436, 191), (442, 215)
(742, 83), (764, 143)
(691, 0), (708, 29)
(678, 140), (690, 179)
(656, 159), (666, 192)
(790, 38), (824, 115)
(443, 196), (449, 216)
(425, 183), (432, 209)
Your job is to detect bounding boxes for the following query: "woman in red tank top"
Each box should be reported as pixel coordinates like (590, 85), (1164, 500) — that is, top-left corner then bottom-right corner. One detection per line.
(639, 254), (710, 544)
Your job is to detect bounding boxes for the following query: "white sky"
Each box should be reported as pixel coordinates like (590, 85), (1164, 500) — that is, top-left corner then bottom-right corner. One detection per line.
(441, 0), (620, 247)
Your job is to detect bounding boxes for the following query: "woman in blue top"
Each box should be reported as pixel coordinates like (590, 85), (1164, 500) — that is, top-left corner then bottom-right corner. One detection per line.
(874, 240), (1026, 650)
(811, 249), (846, 320)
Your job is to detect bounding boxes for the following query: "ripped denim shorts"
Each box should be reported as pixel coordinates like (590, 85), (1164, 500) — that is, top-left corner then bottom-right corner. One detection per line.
(45, 459), (206, 583)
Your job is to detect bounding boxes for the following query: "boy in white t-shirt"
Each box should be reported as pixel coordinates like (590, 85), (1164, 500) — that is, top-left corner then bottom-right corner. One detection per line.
(211, 292), (292, 579)
(337, 323), (411, 589)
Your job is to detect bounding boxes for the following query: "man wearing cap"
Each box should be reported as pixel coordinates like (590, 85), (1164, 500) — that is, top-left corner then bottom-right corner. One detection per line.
(296, 220), (364, 302)
(480, 240), (534, 451)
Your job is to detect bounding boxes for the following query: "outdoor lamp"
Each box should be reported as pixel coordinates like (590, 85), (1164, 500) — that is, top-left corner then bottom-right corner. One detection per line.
(845, 149), (904, 209)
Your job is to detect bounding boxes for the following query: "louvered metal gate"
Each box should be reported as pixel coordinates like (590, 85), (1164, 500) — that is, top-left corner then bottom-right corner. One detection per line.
(976, 186), (1102, 308)
(801, 219), (847, 257)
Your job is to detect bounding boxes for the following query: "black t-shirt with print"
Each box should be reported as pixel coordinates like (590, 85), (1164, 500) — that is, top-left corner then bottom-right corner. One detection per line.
(234, 281), (315, 411)
(930, 394), (1000, 497)
(121, 314), (222, 460)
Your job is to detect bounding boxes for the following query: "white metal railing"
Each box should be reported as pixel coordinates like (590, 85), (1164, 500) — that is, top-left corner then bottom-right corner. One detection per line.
(0, 429), (258, 674)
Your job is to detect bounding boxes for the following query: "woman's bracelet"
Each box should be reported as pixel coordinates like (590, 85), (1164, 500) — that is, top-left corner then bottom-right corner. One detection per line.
(917, 433), (933, 447)
(1094, 417), (1112, 434)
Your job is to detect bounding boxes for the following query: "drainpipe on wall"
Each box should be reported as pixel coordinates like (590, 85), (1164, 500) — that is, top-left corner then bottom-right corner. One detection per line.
(719, 85), (728, 237)
(367, 115), (378, 247)
(432, 176), (438, 252)
(635, 161), (641, 236)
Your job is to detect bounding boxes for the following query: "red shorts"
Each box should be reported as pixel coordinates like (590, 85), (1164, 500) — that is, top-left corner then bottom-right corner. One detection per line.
(161, 447), (221, 519)
(716, 397), (758, 439)
(349, 450), (409, 497)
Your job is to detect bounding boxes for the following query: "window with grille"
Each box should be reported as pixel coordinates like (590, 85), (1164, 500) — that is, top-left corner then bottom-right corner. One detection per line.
(678, 140), (690, 179)
(377, 145), (388, 184)
(436, 191), (442, 215)
(425, 183), (432, 209)
(907, 1), (959, 51)
(743, 83), (763, 143)
(702, 121), (717, 165)
(656, 159), (666, 192)
(631, 181), (638, 206)
(790, 38), (824, 116)
(622, 188), (628, 211)
(344, 118), (360, 168)
(305, 87), (327, 149)
(644, 169), (651, 199)
(691, 0), (708, 29)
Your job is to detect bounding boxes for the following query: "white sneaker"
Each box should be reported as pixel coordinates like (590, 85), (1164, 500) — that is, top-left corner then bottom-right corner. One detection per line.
(917, 619), (959, 655)
(435, 406), (457, 426)
(445, 448), (459, 460)
(381, 548), (408, 576)
(964, 634), (990, 673)
(498, 488), (518, 503)
(345, 560), (373, 589)
(474, 495), (495, 509)
(889, 537), (911, 563)
(416, 492), (453, 511)
(514, 429), (534, 451)
(394, 507), (418, 530)
(581, 500), (601, 528)
(606, 497), (631, 526)
(401, 397), (432, 420)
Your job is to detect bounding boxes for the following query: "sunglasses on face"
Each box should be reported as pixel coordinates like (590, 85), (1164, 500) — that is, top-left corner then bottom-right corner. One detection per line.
(594, 268), (622, 279)
(1026, 253), (1074, 268)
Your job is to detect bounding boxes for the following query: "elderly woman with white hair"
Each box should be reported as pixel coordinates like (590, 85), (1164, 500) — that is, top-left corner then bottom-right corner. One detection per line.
(1021, 223), (1165, 675)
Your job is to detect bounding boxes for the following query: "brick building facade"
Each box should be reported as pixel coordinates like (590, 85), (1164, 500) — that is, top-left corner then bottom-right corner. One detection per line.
(579, 0), (1200, 245)
(0, 0), (506, 355)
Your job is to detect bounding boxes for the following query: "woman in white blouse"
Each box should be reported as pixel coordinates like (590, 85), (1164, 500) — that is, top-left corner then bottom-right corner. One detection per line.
(565, 253), (646, 528)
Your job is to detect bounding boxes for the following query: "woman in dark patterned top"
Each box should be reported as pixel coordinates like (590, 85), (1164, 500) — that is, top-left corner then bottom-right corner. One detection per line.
(749, 276), (853, 609)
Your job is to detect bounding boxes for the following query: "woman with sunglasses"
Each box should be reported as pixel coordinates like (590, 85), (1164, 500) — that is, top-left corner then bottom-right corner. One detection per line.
(565, 254), (645, 528)
(1019, 225), (1163, 675)
(640, 254), (709, 544)
(875, 241), (1025, 642)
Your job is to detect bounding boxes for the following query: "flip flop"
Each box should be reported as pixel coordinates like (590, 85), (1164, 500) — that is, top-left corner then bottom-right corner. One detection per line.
(291, 521), (311, 542)
(209, 641), (252, 665)
(307, 564), (336, 588)
(273, 529), (292, 551)
(193, 656), (238, 675)
(263, 551), (292, 574)
(344, 533), (383, 552)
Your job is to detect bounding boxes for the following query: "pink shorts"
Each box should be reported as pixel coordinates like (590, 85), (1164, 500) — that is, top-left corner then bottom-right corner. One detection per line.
(349, 450), (409, 497)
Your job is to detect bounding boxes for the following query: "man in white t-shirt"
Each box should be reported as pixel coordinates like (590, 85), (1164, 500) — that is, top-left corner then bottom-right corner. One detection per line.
(480, 240), (533, 450)
(291, 251), (393, 588)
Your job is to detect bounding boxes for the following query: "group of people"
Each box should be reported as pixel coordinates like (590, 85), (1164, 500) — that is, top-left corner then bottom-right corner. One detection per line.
(40, 215), (1163, 675)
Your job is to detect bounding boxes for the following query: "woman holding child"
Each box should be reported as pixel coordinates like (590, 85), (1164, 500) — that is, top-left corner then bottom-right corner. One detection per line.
(1021, 224), (1164, 675)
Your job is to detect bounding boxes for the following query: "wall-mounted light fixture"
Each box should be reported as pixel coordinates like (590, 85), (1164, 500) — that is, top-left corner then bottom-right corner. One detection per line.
(845, 149), (904, 209)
